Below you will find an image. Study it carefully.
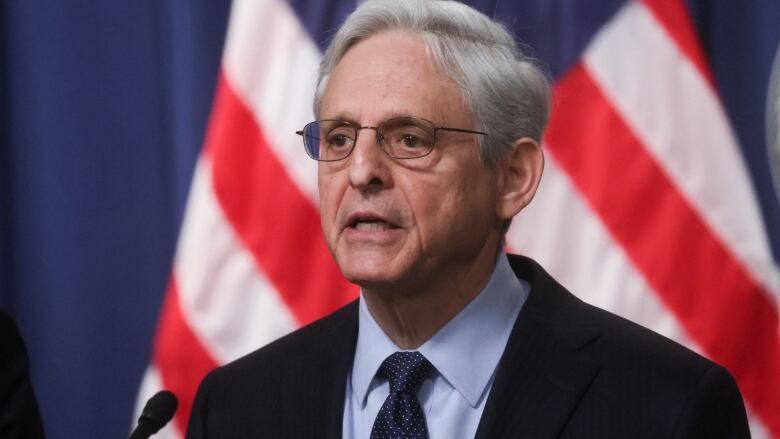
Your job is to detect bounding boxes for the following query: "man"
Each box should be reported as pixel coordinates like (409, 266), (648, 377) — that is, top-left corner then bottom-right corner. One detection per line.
(187, 1), (750, 437)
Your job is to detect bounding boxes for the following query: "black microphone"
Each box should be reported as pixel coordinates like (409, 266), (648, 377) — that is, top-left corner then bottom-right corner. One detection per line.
(129, 390), (179, 439)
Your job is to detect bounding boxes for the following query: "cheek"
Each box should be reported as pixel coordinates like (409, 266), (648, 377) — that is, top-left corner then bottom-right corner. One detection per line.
(403, 171), (471, 240)
(421, 166), (496, 234)
(318, 175), (343, 238)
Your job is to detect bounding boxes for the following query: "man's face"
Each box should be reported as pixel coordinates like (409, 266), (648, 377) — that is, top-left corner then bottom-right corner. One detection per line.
(318, 31), (504, 293)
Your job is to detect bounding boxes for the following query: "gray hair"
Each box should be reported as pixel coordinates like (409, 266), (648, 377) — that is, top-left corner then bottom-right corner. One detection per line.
(313, 0), (551, 165)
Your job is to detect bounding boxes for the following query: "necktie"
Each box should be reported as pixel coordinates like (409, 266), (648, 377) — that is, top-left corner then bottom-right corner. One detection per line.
(370, 351), (434, 439)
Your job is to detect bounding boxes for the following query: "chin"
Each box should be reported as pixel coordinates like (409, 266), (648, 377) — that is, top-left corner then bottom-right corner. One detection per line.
(336, 254), (409, 290)
(340, 265), (398, 288)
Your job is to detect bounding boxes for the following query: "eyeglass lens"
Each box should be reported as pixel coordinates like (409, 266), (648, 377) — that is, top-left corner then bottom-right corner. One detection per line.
(303, 117), (436, 161)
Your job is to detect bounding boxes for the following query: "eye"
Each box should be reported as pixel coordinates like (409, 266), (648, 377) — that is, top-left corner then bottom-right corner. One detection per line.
(383, 126), (432, 149)
(378, 117), (435, 158)
(402, 134), (422, 149)
(390, 129), (432, 152)
(329, 134), (351, 147)
(324, 128), (355, 149)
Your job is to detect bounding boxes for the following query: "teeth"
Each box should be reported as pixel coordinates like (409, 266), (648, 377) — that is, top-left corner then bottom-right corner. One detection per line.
(355, 221), (390, 232)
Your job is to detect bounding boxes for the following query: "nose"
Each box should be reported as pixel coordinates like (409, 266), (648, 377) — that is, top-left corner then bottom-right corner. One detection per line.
(347, 126), (392, 190)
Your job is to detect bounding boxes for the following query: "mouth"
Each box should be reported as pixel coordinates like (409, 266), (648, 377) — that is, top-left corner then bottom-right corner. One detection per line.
(344, 212), (401, 233)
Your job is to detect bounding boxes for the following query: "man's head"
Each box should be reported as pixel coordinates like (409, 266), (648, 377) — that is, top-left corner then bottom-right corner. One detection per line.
(310, 0), (550, 294)
(314, 0), (551, 165)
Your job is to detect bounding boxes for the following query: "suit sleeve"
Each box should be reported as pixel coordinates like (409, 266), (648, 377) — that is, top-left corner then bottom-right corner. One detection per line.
(671, 364), (751, 439)
(0, 310), (45, 439)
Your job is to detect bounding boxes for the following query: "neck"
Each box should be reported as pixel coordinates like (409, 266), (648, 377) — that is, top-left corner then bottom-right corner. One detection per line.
(362, 248), (500, 350)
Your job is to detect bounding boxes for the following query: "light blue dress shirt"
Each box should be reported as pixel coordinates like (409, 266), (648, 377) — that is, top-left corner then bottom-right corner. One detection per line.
(342, 253), (529, 439)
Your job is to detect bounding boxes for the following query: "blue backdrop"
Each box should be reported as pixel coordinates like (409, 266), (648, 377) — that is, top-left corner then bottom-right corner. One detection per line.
(0, 1), (231, 436)
(1, 1), (778, 438)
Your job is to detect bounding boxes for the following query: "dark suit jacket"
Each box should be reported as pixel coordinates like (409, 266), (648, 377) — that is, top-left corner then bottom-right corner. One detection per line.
(187, 255), (750, 438)
(0, 310), (45, 438)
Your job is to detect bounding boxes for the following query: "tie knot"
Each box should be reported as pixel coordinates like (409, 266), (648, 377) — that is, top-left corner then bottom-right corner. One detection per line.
(378, 351), (434, 395)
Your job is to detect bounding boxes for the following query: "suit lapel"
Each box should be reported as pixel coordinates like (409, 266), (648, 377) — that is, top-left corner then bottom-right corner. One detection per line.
(475, 256), (602, 439)
(289, 301), (359, 439)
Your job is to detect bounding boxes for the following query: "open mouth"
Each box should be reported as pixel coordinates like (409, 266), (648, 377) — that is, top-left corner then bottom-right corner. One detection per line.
(346, 213), (400, 232)
(353, 220), (392, 232)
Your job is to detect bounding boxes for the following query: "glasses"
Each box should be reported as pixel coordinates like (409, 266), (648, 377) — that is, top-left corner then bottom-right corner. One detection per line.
(296, 116), (488, 162)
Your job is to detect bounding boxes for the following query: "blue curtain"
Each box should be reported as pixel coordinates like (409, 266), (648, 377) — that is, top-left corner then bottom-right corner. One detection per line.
(0, 1), (231, 437)
(1, 0), (777, 438)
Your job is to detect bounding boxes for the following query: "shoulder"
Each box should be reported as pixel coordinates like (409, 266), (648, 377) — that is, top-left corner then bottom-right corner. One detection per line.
(201, 299), (358, 391)
(574, 301), (748, 437)
(580, 296), (729, 396)
(187, 300), (359, 437)
(506, 255), (749, 437)
(509, 253), (722, 374)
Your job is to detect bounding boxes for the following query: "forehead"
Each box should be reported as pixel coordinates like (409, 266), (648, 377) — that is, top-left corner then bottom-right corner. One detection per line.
(320, 30), (470, 126)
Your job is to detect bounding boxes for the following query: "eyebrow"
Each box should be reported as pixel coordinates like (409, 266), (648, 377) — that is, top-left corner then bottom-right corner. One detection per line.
(319, 111), (358, 123)
(319, 112), (436, 125)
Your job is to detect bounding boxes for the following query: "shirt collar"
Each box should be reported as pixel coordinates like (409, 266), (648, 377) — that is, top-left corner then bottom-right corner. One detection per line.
(350, 252), (528, 408)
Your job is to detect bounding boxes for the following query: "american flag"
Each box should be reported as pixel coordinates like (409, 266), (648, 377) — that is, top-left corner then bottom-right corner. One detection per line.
(134, 0), (780, 437)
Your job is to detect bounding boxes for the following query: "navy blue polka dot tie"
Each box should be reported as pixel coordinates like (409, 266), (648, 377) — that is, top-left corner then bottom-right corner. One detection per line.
(370, 351), (434, 439)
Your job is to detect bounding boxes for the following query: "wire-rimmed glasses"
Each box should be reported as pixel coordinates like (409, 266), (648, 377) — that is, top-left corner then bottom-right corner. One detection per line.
(296, 116), (488, 162)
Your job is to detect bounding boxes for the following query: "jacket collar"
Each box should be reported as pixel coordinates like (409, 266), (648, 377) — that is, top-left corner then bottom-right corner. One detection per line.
(475, 254), (602, 438)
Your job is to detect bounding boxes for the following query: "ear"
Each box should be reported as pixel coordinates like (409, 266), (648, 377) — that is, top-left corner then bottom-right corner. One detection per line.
(496, 137), (544, 221)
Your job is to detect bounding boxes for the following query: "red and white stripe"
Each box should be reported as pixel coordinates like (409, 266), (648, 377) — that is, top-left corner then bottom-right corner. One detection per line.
(510, 0), (779, 436)
(134, 0), (357, 435)
(136, 0), (780, 437)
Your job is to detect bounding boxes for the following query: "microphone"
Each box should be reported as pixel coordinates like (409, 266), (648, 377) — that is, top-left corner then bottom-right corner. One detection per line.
(129, 390), (178, 439)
